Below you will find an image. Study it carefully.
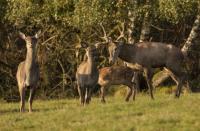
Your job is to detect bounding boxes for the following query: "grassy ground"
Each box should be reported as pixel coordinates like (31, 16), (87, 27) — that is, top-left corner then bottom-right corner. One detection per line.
(0, 93), (200, 131)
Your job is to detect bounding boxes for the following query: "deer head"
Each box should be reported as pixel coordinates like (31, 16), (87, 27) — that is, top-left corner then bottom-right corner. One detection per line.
(80, 42), (99, 61)
(99, 22), (126, 64)
(108, 41), (123, 64)
(19, 30), (41, 50)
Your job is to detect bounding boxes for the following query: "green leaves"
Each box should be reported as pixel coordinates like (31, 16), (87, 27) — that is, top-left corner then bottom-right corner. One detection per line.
(158, 0), (199, 24)
(0, 0), (199, 99)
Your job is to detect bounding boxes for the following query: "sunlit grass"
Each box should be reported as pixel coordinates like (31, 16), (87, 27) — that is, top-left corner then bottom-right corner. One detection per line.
(0, 93), (200, 131)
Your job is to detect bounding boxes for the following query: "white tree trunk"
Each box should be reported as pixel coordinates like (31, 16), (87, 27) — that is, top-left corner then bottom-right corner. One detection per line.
(127, 0), (137, 44)
(181, 15), (200, 56)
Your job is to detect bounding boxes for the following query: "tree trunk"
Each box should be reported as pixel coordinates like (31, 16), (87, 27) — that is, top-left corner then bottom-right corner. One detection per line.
(139, 15), (151, 41)
(181, 15), (200, 55)
(127, 0), (137, 44)
(139, 0), (151, 42)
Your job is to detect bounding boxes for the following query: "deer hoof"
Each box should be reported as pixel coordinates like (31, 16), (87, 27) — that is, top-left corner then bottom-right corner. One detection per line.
(101, 99), (106, 103)
(125, 98), (129, 102)
(175, 94), (180, 98)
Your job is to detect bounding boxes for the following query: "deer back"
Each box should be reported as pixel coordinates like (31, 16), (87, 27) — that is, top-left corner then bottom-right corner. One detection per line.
(98, 66), (135, 87)
(108, 41), (184, 68)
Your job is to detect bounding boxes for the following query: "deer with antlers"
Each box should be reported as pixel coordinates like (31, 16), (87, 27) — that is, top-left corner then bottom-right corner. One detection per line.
(100, 22), (189, 100)
(16, 31), (41, 112)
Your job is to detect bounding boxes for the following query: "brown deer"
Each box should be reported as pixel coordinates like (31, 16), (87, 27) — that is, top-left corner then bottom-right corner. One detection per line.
(16, 31), (41, 112)
(98, 66), (137, 103)
(99, 23), (188, 100)
(108, 40), (189, 99)
(76, 44), (99, 105)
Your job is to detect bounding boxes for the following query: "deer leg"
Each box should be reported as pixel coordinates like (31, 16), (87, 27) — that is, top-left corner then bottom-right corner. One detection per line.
(133, 72), (140, 93)
(81, 87), (86, 105)
(78, 85), (85, 105)
(131, 77), (137, 101)
(28, 87), (36, 113)
(85, 87), (89, 104)
(85, 86), (92, 104)
(176, 81), (183, 98)
(100, 86), (106, 103)
(144, 68), (154, 100)
(125, 86), (133, 102)
(77, 85), (81, 101)
(85, 87), (88, 105)
(19, 87), (26, 112)
(166, 69), (184, 98)
(132, 84), (137, 101)
(173, 76), (183, 98)
(88, 87), (92, 103)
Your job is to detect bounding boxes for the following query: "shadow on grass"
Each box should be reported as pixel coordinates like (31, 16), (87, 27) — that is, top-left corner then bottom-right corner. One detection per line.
(0, 108), (19, 114)
(33, 107), (61, 112)
(0, 106), (61, 115)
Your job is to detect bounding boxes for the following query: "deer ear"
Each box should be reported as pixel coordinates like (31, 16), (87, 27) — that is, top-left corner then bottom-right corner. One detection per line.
(19, 32), (26, 40)
(34, 30), (41, 39)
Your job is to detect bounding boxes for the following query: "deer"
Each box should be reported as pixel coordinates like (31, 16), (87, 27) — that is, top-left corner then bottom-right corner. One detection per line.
(76, 43), (99, 105)
(16, 31), (41, 112)
(100, 23), (189, 100)
(98, 66), (137, 103)
(108, 40), (189, 100)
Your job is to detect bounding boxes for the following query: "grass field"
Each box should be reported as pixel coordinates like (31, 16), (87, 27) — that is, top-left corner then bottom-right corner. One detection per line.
(0, 93), (200, 131)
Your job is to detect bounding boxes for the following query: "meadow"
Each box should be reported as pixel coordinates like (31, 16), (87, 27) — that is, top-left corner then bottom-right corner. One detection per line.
(0, 92), (200, 131)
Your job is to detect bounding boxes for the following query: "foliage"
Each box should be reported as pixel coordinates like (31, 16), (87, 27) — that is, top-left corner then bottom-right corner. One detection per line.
(158, 0), (199, 24)
(0, 0), (199, 99)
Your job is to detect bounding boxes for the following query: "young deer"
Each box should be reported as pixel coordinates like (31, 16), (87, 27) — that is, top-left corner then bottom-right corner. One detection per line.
(76, 44), (99, 105)
(16, 31), (40, 112)
(98, 66), (136, 103)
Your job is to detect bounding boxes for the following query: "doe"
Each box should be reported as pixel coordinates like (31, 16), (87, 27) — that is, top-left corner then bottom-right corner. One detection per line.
(76, 44), (99, 105)
(16, 31), (40, 112)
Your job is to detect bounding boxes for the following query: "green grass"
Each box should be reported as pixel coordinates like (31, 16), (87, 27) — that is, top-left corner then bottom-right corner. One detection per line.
(0, 93), (200, 131)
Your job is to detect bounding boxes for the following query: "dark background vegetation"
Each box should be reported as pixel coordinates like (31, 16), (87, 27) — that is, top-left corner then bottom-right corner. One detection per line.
(0, 0), (199, 100)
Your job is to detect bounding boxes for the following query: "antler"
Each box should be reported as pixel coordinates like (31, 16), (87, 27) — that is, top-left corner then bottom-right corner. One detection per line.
(116, 22), (126, 42)
(99, 22), (126, 44)
(100, 23), (109, 43)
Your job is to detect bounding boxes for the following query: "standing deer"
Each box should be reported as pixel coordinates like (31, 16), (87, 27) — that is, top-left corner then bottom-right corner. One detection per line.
(16, 31), (40, 112)
(76, 44), (99, 105)
(98, 66), (137, 103)
(99, 23), (189, 100)
(108, 40), (188, 99)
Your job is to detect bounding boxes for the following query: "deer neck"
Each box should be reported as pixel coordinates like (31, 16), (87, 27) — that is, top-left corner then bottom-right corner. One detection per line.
(87, 56), (96, 74)
(25, 48), (37, 70)
(118, 44), (136, 63)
